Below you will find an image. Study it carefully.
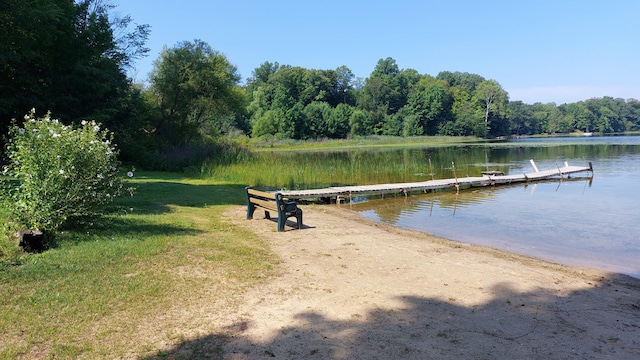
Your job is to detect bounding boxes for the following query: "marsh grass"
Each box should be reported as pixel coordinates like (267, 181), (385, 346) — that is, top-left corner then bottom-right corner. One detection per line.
(0, 172), (277, 358)
(202, 143), (495, 190)
(202, 136), (620, 190)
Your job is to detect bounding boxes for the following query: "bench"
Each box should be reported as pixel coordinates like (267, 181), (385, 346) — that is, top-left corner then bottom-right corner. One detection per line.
(245, 186), (303, 232)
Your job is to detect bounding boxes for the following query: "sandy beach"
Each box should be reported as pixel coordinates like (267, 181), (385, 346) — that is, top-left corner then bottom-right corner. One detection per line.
(209, 204), (640, 359)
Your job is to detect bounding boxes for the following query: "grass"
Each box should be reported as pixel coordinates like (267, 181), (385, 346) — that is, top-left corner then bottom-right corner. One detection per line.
(202, 140), (493, 190)
(0, 172), (278, 359)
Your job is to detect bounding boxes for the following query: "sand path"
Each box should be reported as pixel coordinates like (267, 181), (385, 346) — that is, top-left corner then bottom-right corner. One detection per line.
(217, 205), (640, 359)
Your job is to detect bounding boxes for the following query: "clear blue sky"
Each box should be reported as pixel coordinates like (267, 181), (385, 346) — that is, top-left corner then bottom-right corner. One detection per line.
(115, 0), (640, 104)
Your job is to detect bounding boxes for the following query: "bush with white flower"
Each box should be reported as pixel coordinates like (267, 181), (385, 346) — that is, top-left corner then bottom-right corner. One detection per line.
(2, 109), (134, 231)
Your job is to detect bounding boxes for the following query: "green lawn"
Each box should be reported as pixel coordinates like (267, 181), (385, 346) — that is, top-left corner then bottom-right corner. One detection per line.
(0, 172), (277, 359)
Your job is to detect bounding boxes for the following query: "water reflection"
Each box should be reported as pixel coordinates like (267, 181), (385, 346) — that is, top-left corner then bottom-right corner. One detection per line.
(340, 137), (640, 278)
(266, 138), (640, 190)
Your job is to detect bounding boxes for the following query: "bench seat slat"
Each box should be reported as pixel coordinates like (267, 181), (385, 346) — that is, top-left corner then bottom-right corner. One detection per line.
(249, 197), (278, 211)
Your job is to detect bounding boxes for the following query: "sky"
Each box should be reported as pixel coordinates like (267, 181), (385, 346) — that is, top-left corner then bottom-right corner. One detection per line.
(114, 0), (640, 105)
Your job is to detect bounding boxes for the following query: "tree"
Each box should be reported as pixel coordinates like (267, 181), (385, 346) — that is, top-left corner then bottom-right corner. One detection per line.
(359, 58), (407, 115)
(148, 40), (245, 145)
(302, 101), (332, 139)
(508, 101), (537, 135)
(246, 61), (280, 92)
(327, 103), (353, 138)
(0, 0), (149, 156)
(475, 79), (508, 136)
(436, 71), (485, 94)
(335, 65), (355, 105)
(449, 88), (483, 136)
(560, 102), (594, 133)
(349, 109), (371, 136)
(403, 77), (451, 135)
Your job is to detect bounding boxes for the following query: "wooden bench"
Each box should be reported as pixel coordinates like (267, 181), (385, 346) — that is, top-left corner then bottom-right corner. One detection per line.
(245, 186), (303, 232)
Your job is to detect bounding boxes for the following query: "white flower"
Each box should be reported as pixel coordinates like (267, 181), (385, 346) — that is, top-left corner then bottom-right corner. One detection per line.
(18, 128), (25, 134)
(111, 167), (117, 171)
(30, 108), (35, 114)
(127, 171), (134, 178)
(93, 125), (100, 132)
(97, 174), (104, 179)
(81, 120), (87, 125)
(59, 169), (65, 174)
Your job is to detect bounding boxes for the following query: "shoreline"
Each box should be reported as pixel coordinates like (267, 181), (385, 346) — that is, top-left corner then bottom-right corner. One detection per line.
(324, 205), (640, 285)
(350, 204), (640, 281)
(220, 204), (640, 359)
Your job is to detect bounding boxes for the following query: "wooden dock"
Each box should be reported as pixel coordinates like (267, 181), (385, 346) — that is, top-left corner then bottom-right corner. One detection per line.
(279, 160), (593, 202)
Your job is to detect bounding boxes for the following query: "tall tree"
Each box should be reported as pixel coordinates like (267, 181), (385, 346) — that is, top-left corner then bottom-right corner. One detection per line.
(0, 0), (149, 155)
(475, 79), (508, 136)
(335, 65), (355, 104)
(148, 40), (245, 145)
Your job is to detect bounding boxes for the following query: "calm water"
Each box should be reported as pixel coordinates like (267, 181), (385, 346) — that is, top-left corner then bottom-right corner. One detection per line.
(350, 136), (640, 278)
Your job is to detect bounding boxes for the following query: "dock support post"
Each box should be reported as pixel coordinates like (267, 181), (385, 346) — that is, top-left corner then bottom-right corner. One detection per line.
(530, 159), (539, 172)
(556, 164), (564, 179)
(452, 162), (459, 194)
(429, 158), (434, 181)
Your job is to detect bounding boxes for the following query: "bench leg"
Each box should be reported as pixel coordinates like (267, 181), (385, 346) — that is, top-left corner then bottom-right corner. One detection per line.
(247, 203), (256, 220)
(277, 216), (285, 232)
(295, 209), (303, 229)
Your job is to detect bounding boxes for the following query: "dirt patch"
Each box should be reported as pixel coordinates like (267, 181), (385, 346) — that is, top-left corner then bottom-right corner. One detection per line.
(215, 204), (640, 359)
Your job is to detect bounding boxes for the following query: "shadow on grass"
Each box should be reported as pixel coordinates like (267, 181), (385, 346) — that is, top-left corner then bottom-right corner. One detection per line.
(140, 273), (640, 360)
(14, 175), (249, 251)
(113, 181), (248, 215)
(48, 215), (206, 249)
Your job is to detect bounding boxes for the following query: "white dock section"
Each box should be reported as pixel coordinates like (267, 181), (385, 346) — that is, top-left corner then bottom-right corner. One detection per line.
(279, 161), (593, 201)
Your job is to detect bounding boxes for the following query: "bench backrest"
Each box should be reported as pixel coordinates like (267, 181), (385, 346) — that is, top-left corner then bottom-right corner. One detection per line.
(246, 187), (280, 211)
(246, 188), (276, 200)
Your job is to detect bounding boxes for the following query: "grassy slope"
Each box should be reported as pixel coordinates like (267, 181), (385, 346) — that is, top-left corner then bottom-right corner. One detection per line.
(0, 172), (277, 359)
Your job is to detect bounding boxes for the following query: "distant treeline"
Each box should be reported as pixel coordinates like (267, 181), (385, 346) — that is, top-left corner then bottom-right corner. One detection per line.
(2, 1), (639, 169)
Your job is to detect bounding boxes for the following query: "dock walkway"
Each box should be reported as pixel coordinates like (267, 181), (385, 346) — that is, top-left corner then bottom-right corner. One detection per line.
(279, 161), (593, 202)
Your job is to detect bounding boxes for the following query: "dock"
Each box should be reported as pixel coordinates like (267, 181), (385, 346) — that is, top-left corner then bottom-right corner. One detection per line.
(279, 160), (593, 202)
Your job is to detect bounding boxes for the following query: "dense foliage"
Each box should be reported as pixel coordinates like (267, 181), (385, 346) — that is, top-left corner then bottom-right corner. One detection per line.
(2, 1), (640, 172)
(0, 0), (150, 154)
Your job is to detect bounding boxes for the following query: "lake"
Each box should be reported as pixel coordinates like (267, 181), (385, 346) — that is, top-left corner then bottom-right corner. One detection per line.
(348, 136), (640, 278)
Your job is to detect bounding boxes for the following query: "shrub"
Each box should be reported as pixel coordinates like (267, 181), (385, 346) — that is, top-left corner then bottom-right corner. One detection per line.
(1, 109), (134, 231)
(0, 205), (23, 264)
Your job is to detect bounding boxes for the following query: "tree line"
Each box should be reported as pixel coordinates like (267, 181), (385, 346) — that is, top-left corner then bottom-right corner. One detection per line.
(3, 1), (640, 170)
